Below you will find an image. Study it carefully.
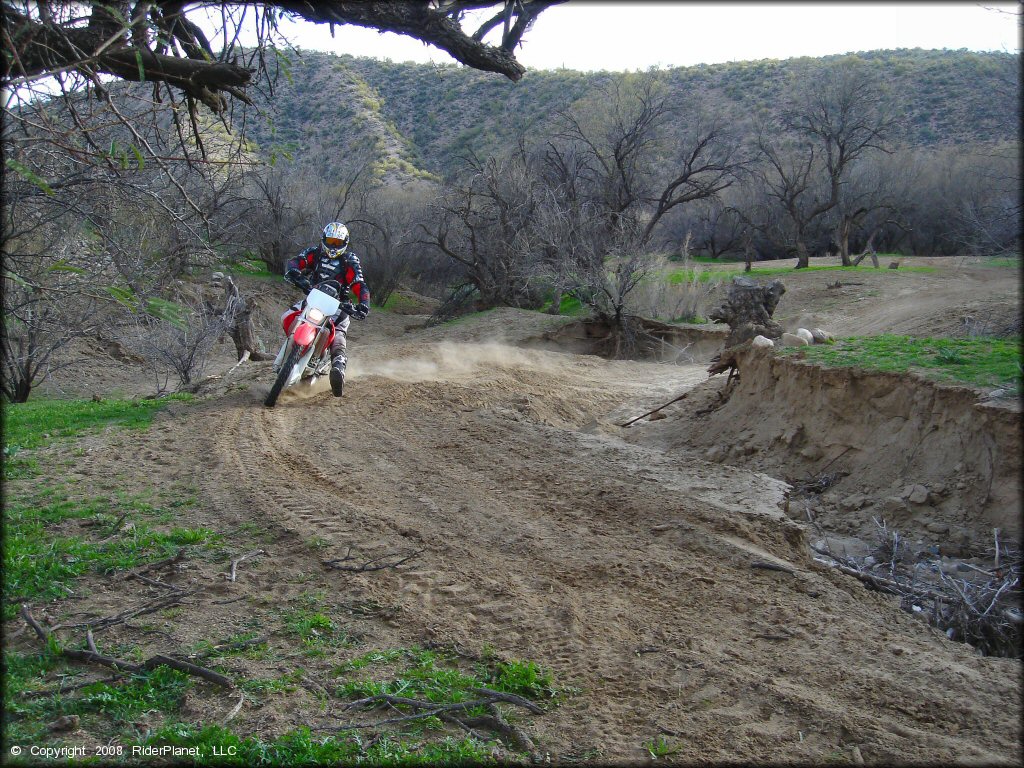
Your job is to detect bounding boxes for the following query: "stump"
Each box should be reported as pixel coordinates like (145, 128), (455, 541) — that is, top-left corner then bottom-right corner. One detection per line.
(707, 277), (786, 378)
(708, 277), (786, 348)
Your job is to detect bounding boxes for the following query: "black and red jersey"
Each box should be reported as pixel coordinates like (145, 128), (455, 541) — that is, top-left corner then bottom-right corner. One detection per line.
(286, 246), (370, 306)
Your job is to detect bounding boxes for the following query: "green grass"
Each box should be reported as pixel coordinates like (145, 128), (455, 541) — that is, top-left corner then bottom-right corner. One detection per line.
(334, 646), (559, 709)
(779, 335), (1022, 390)
(668, 263), (936, 283)
(644, 735), (680, 759)
(2, 394), (192, 455)
(221, 257), (275, 279)
(3, 486), (219, 619)
(4, 647), (192, 746)
(981, 255), (1021, 268)
(144, 723), (497, 766)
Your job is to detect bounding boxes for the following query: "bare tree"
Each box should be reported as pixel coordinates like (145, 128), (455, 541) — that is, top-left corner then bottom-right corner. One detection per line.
(425, 145), (543, 308)
(756, 60), (896, 268)
(350, 185), (435, 308)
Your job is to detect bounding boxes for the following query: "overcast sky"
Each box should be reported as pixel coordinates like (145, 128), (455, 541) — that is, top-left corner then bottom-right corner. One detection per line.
(277, 2), (1021, 72)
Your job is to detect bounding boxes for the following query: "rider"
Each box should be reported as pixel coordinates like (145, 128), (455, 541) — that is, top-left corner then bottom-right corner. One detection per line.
(283, 221), (370, 397)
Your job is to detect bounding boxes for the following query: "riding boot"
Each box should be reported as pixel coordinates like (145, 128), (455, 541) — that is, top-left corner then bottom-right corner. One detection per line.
(329, 317), (349, 397)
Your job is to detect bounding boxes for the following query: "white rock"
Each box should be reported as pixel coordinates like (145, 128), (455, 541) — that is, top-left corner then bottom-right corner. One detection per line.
(811, 328), (834, 344)
(751, 335), (775, 348)
(781, 332), (809, 347)
(795, 328), (814, 344)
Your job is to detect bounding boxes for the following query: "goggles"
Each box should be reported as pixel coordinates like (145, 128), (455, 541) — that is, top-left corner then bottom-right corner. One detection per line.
(324, 236), (347, 248)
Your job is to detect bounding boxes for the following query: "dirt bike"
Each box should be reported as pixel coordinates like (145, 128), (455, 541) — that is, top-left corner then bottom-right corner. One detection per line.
(264, 279), (361, 408)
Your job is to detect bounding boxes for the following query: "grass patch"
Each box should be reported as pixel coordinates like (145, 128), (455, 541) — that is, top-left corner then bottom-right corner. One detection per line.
(146, 723), (497, 766)
(221, 258), (276, 279)
(668, 263), (937, 282)
(981, 255), (1021, 268)
(334, 646), (559, 709)
(3, 486), (216, 620)
(779, 335), (1022, 390)
(4, 650), (191, 746)
(2, 394), (192, 456)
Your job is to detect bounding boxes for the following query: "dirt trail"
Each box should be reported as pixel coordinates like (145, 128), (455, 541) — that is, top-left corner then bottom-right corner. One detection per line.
(16, 260), (1021, 763)
(144, 306), (1019, 765)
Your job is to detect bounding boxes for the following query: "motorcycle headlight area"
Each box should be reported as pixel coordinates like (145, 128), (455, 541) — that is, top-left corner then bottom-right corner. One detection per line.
(306, 307), (326, 325)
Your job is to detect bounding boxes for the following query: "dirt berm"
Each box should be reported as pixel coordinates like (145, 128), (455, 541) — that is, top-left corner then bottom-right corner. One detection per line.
(630, 343), (1021, 553)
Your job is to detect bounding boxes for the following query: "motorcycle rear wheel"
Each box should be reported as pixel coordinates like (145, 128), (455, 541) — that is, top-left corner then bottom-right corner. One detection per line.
(265, 346), (301, 407)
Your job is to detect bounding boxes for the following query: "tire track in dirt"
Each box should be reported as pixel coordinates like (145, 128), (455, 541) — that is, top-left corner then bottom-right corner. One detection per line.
(190, 343), (1020, 764)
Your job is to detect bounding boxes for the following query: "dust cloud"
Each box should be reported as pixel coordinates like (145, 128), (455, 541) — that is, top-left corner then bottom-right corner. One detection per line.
(349, 341), (555, 383)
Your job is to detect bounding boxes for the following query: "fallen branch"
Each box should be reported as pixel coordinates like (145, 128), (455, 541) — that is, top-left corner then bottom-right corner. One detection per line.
(122, 549), (187, 581)
(750, 560), (797, 575)
(323, 548), (422, 573)
(141, 654), (233, 688)
(331, 688), (543, 747)
(223, 692), (245, 725)
(51, 590), (195, 632)
(620, 391), (690, 427)
(228, 549), (265, 582)
(21, 674), (126, 698)
(19, 605), (234, 688)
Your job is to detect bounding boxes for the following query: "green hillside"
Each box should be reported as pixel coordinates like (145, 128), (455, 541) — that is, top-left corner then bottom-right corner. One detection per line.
(244, 48), (1019, 180)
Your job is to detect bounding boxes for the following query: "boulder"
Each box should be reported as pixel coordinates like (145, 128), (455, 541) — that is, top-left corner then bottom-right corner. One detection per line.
(794, 328), (814, 344)
(751, 334), (775, 348)
(781, 332), (809, 347)
(902, 484), (930, 505)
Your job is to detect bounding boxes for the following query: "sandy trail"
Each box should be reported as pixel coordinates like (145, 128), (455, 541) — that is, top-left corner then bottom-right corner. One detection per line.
(184, 323), (1019, 764)
(17, 260), (1020, 763)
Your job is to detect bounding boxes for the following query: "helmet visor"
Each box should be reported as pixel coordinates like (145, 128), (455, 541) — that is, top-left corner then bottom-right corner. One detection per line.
(324, 236), (346, 248)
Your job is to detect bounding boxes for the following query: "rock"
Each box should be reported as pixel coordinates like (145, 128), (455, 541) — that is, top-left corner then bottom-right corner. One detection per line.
(864, 555), (877, 567)
(901, 484), (929, 505)
(799, 444), (824, 461)
(751, 334), (775, 348)
(705, 446), (726, 462)
(648, 411), (667, 421)
(925, 521), (950, 534)
(794, 327), (814, 344)
(811, 328), (834, 344)
(881, 496), (909, 515)
(781, 332), (809, 347)
(48, 714), (80, 732)
(839, 493), (868, 511)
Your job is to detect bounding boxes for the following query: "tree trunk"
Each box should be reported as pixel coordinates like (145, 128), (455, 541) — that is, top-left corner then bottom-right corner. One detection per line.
(217, 276), (272, 362)
(795, 239), (810, 269)
(838, 219), (853, 266)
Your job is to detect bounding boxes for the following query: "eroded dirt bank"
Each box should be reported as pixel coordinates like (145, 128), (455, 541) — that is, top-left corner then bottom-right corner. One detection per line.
(630, 344), (1022, 552)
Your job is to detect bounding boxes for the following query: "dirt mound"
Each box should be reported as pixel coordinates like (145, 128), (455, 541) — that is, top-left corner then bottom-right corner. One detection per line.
(628, 344), (1021, 553)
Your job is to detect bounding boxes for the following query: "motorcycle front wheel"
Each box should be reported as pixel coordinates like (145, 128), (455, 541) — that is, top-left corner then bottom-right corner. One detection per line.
(265, 346), (302, 408)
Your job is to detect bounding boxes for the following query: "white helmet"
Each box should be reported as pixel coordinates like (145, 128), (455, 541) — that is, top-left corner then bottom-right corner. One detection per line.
(321, 222), (350, 258)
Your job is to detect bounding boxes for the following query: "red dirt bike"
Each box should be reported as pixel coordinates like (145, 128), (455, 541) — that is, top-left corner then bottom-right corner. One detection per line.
(264, 279), (361, 407)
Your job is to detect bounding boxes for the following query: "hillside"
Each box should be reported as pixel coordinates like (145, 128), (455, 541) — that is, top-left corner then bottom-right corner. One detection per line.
(244, 48), (1020, 179)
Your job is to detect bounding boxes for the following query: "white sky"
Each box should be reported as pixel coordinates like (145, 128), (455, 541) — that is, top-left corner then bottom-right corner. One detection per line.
(277, 2), (1022, 72)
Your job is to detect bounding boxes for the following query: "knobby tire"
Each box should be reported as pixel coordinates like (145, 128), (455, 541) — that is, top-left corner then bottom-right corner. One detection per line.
(265, 346), (302, 408)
